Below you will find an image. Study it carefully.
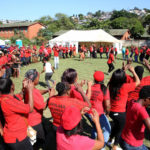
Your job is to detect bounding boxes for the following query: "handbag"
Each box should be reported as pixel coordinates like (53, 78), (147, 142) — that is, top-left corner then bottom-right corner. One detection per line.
(27, 125), (37, 145)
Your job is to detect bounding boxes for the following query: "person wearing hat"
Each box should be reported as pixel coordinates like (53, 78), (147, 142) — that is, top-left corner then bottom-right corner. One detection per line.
(86, 71), (111, 150)
(57, 106), (104, 150)
(107, 66), (140, 150)
(120, 85), (150, 150)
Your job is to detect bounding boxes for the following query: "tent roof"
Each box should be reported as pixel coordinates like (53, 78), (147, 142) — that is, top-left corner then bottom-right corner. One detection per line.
(50, 29), (120, 43)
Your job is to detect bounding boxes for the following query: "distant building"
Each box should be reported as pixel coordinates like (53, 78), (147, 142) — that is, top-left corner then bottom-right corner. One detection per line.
(109, 29), (131, 40)
(0, 22), (45, 39)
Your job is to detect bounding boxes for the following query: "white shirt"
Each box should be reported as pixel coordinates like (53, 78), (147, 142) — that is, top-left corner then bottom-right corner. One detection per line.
(45, 62), (53, 73)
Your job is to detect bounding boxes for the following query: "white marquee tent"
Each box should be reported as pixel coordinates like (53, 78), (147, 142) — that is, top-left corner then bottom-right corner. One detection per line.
(49, 29), (122, 53)
(0, 39), (5, 46)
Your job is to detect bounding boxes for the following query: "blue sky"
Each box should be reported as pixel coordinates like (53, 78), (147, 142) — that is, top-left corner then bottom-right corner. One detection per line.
(1, 0), (150, 21)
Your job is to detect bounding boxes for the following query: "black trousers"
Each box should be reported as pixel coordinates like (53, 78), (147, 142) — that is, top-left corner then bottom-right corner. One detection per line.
(108, 63), (115, 73)
(109, 112), (126, 145)
(100, 52), (103, 58)
(7, 137), (33, 150)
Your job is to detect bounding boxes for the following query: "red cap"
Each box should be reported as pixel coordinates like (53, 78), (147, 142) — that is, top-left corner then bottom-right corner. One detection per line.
(61, 106), (81, 130)
(93, 71), (104, 82)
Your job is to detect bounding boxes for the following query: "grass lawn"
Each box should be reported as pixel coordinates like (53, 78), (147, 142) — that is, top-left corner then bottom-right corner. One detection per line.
(12, 54), (150, 149)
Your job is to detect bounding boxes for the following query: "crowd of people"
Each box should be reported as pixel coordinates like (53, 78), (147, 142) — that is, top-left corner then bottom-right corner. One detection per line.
(0, 43), (150, 79)
(0, 43), (150, 150)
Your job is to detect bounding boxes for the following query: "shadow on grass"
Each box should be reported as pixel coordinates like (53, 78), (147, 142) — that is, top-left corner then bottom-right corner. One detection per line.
(39, 81), (47, 88)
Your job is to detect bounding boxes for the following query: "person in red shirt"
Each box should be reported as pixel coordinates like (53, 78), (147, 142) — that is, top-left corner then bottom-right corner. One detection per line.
(69, 45), (73, 58)
(46, 45), (52, 59)
(114, 47), (117, 59)
(139, 47), (145, 62)
(134, 47), (139, 62)
(65, 46), (69, 58)
(89, 45), (93, 58)
(39, 46), (44, 61)
(125, 47), (129, 60)
(145, 48), (150, 60)
(24, 69), (48, 149)
(107, 66), (140, 150)
(53, 45), (59, 69)
(48, 82), (91, 129)
(99, 46), (103, 59)
(57, 106), (104, 150)
(107, 50), (115, 75)
(86, 71), (111, 149)
(120, 86), (150, 150)
(73, 45), (76, 57)
(106, 46), (109, 59)
(61, 68), (92, 103)
(0, 78), (34, 150)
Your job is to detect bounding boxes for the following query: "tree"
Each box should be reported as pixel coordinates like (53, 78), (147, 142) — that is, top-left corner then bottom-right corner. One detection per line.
(78, 14), (84, 20)
(93, 10), (101, 18)
(0, 21), (2, 25)
(110, 9), (137, 20)
(110, 17), (144, 38)
(143, 15), (150, 26)
(37, 15), (53, 25)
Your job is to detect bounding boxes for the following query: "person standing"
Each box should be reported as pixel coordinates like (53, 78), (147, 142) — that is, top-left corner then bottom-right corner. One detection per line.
(134, 47), (139, 63)
(120, 86), (150, 150)
(41, 57), (54, 89)
(107, 50), (115, 75)
(99, 46), (103, 59)
(106, 46), (109, 59)
(107, 67), (140, 150)
(0, 78), (34, 150)
(73, 45), (76, 58)
(122, 47), (126, 60)
(125, 47), (129, 60)
(145, 47), (150, 60)
(86, 71), (111, 150)
(114, 47), (117, 59)
(53, 45), (59, 69)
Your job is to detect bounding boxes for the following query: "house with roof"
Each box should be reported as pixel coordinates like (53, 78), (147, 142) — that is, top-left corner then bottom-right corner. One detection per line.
(0, 22), (45, 40)
(109, 29), (131, 40)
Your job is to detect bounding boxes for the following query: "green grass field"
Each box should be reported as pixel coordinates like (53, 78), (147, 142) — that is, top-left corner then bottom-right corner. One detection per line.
(11, 54), (150, 149)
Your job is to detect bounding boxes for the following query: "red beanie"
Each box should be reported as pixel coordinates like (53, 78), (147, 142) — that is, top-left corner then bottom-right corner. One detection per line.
(93, 71), (104, 82)
(61, 106), (81, 130)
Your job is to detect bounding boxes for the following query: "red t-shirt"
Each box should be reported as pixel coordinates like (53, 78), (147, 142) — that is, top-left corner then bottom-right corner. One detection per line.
(39, 48), (43, 54)
(90, 84), (110, 116)
(70, 85), (84, 101)
(100, 47), (103, 53)
(90, 46), (93, 52)
(135, 49), (139, 55)
(107, 53), (114, 64)
(73, 46), (76, 52)
(25, 88), (46, 126)
(126, 74), (134, 83)
(125, 49), (129, 55)
(110, 82), (136, 112)
(146, 49), (150, 56)
(70, 46), (73, 51)
(0, 94), (30, 143)
(57, 126), (95, 150)
(106, 47), (109, 52)
(128, 76), (150, 102)
(115, 48), (117, 52)
(48, 95), (88, 127)
(47, 47), (52, 54)
(53, 48), (59, 57)
(121, 100), (149, 147)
